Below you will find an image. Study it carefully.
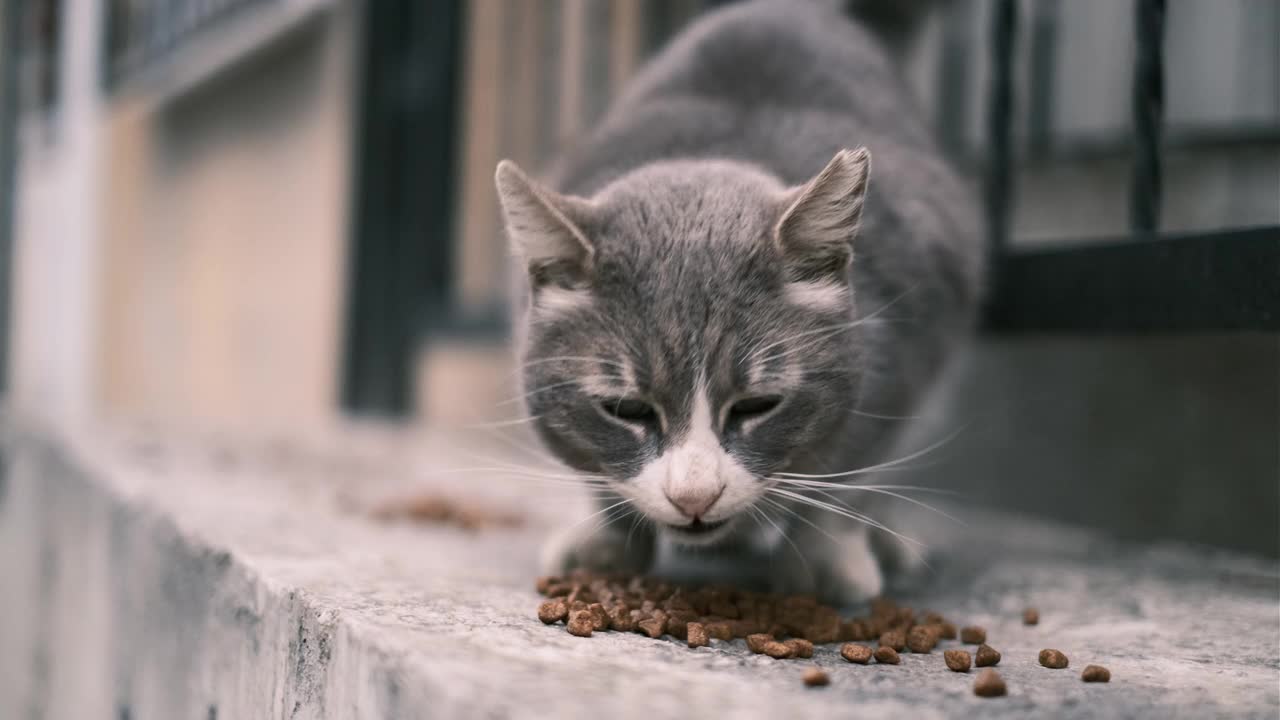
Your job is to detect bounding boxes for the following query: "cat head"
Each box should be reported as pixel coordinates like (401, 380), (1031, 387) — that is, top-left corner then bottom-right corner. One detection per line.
(495, 149), (871, 545)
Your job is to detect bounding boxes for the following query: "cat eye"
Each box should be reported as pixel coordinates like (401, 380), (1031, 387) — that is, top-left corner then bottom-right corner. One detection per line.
(599, 397), (658, 425)
(728, 395), (782, 422)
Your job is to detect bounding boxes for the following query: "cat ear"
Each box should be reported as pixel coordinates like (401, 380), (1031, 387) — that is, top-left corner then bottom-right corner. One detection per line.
(774, 147), (871, 282)
(495, 160), (595, 288)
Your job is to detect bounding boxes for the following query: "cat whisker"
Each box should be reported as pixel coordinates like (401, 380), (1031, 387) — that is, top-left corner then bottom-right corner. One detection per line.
(848, 408), (921, 421)
(765, 486), (926, 550)
(751, 499), (813, 585)
(774, 423), (969, 480)
(744, 285), (918, 364)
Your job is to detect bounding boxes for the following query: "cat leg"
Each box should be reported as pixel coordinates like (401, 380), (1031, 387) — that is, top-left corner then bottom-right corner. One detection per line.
(763, 503), (884, 606)
(539, 492), (656, 576)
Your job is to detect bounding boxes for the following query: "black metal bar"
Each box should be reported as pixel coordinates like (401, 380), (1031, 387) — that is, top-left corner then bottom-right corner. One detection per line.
(340, 0), (462, 416)
(982, 227), (1280, 333)
(934, 0), (972, 157)
(0, 0), (21, 393)
(984, 0), (1017, 291)
(1025, 0), (1058, 158)
(1130, 0), (1166, 237)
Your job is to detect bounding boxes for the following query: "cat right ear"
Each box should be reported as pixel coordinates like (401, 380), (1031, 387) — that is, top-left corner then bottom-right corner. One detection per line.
(494, 160), (595, 288)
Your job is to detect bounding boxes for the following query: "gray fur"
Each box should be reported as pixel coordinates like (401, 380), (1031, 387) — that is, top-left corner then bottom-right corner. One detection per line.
(496, 0), (983, 603)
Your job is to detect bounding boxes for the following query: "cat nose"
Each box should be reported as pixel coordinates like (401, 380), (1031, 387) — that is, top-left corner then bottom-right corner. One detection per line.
(665, 484), (724, 519)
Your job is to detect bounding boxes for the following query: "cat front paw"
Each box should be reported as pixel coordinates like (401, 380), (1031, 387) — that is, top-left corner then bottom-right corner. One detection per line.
(539, 523), (655, 577)
(766, 529), (885, 607)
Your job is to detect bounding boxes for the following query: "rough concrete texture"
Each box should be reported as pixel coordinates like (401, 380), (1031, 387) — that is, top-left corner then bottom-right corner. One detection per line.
(1, 418), (1277, 719)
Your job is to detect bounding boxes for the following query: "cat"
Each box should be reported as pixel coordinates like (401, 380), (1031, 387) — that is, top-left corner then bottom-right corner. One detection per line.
(494, 0), (983, 605)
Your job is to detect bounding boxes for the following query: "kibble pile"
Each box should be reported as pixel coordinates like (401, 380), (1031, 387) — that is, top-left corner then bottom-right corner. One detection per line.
(536, 573), (1111, 697)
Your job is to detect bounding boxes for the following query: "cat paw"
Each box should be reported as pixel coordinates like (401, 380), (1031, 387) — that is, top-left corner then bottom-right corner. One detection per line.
(539, 523), (655, 577)
(817, 535), (885, 606)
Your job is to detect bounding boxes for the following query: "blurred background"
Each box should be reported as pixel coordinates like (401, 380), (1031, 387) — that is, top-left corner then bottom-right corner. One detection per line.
(1, 0), (1276, 555)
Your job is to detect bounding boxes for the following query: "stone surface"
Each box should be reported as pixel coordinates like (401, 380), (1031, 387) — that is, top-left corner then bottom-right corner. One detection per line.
(1, 418), (1277, 719)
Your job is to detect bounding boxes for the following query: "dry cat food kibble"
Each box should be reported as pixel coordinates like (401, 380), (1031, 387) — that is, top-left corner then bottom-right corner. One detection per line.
(1081, 664), (1111, 682)
(1039, 648), (1069, 669)
(874, 646), (901, 665)
(802, 667), (831, 687)
(686, 622), (710, 648)
(567, 610), (594, 638)
(944, 649), (972, 672)
(975, 643), (1001, 667)
(907, 625), (937, 653)
(537, 598), (569, 624)
(763, 641), (797, 659)
(973, 669), (1008, 697)
(785, 639), (815, 658)
(840, 643), (873, 664)
(878, 630), (907, 651)
(959, 626), (986, 644)
(746, 633), (773, 654)
(937, 621), (957, 640)
(1023, 607), (1040, 625)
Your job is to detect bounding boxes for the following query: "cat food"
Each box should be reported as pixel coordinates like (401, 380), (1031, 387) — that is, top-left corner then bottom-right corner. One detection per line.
(763, 641), (797, 659)
(944, 649), (972, 672)
(1039, 649), (1069, 669)
(687, 622), (710, 648)
(1023, 607), (1040, 625)
(785, 638), (815, 658)
(586, 603), (610, 631)
(975, 643), (1001, 667)
(906, 625), (937, 653)
(959, 626), (986, 644)
(747, 633), (774, 654)
(567, 610), (595, 637)
(973, 669), (1007, 697)
(873, 646), (901, 665)
(637, 617), (666, 639)
(937, 621), (957, 640)
(802, 667), (831, 687)
(537, 598), (569, 624)
(878, 630), (907, 651)
(1081, 664), (1111, 683)
(840, 643), (873, 664)
(705, 621), (733, 641)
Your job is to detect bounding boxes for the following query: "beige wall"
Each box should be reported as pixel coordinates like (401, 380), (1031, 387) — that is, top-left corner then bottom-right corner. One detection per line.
(98, 10), (354, 431)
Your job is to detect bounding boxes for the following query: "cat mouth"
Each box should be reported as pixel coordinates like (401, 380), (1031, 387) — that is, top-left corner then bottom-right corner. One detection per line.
(664, 518), (730, 537)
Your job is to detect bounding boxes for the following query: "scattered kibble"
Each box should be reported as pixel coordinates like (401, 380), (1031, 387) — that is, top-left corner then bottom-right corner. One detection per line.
(1081, 664), (1111, 682)
(973, 669), (1008, 697)
(907, 625), (937, 653)
(975, 643), (1002, 667)
(802, 667), (830, 687)
(746, 633), (773, 654)
(785, 638), (815, 659)
(840, 643), (873, 664)
(1023, 607), (1040, 625)
(960, 626), (987, 644)
(763, 641), (796, 659)
(1039, 649), (1069, 669)
(937, 621), (957, 640)
(686, 622), (709, 648)
(537, 598), (568, 625)
(879, 630), (907, 651)
(567, 610), (594, 637)
(874, 646), (901, 665)
(944, 649), (972, 672)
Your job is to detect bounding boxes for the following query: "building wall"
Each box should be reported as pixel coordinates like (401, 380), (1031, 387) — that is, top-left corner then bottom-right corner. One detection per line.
(97, 9), (355, 432)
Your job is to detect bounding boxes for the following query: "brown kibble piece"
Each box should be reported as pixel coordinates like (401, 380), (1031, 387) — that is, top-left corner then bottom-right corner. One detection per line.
(975, 643), (1001, 667)
(537, 598), (568, 624)
(687, 622), (710, 648)
(746, 633), (774, 654)
(873, 646), (901, 665)
(1081, 664), (1111, 683)
(705, 621), (733, 641)
(879, 630), (906, 651)
(763, 641), (796, 659)
(785, 639), (815, 659)
(960, 626), (986, 644)
(907, 625), (937, 653)
(937, 621), (957, 640)
(1023, 607), (1040, 625)
(973, 669), (1007, 697)
(944, 649), (972, 672)
(567, 611), (594, 637)
(1039, 648), (1069, 669)
(535, 576), (556, 595)
(586, 603), (609, 631)
(636, 617), (666, 638)
(840, 643), (873, 664)
(802, 667), (830, 687)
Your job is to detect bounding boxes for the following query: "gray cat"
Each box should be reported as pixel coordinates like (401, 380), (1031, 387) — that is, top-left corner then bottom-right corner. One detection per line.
(495, 0), (983, 604)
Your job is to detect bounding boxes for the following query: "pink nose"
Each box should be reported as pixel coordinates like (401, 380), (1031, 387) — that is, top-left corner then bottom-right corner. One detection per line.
(665, 486), (724, 519)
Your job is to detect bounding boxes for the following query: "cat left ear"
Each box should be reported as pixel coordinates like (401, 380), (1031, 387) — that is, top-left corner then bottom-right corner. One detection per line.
(775, 147), (871, 282)
(495, 160), (596, 288)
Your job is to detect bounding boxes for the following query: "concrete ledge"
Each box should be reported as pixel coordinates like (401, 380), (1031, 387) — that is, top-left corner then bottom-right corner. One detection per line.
(2, 418), (1277, 719)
